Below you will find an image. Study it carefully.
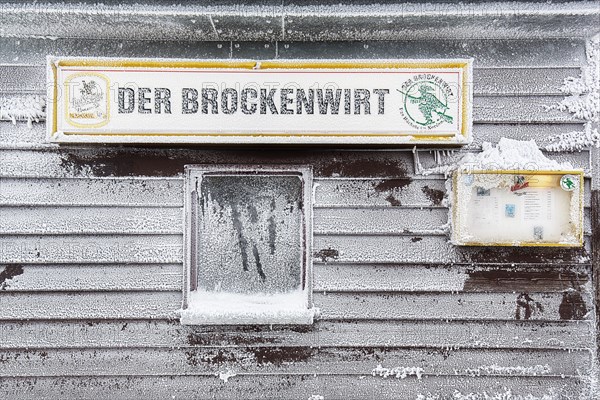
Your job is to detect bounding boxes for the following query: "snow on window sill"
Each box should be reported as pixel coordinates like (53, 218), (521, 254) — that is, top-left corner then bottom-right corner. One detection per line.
(179, 290), (318, 325)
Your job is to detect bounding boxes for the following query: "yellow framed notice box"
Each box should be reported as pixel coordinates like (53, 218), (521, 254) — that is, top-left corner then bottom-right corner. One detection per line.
(451, 170), (584, 247)
(47, 56), (472, 145)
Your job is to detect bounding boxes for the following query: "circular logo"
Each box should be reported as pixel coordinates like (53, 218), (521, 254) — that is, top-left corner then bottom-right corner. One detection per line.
(398, 75), (455, 130)
(560, 174), (577, 191)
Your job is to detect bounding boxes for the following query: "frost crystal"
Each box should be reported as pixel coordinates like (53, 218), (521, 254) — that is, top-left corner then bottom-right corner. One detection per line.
(0, 95), (45, 127)
(217, 368), (237, 383)
(416, 388), (558, 400)
(372, 364), (424, 380)
(545, 35), (599, 152)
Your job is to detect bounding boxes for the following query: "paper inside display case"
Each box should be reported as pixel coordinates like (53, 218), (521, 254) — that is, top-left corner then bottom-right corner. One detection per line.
(451, 170), (584, 247)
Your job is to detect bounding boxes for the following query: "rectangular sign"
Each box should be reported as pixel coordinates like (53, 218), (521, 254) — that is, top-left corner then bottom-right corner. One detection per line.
(47, 57), (472, 145)
(452, 170), (584, 247)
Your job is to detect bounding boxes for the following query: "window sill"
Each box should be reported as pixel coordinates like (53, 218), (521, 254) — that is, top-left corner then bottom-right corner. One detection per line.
(179, 290), (318, 326)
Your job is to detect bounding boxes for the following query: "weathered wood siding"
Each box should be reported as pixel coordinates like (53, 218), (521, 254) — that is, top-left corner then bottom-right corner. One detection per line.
(0, 35), (597, 399)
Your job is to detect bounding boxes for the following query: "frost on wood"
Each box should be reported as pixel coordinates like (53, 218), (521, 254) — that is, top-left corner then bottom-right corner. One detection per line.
(0, 95), (45, 127)
(420, 138), (572, 177)
(545, 35), (599, 152)
(372, 364), (424, 380)
(458, 138), (573, 172)
(416, 389), (558, 400)
(462, 364), (551, 377)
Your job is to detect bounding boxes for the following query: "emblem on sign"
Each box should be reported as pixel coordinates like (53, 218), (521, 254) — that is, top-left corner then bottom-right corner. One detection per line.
(398, 74), (455, 129)
(560, 174), (577, 191)
(65, 73), (110, 128)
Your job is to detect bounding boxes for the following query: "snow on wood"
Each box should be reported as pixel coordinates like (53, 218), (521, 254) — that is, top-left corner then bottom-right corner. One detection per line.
(180, 290), (317, 325)
(546, 36), (600, 152)
(0, 95), (45, 127)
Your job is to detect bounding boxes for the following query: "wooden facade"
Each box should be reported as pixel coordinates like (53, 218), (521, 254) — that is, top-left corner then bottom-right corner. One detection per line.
(0, 2), (599, 399)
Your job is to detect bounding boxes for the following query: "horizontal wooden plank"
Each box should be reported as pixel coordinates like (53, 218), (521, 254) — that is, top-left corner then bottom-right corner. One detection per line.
(0, 176), (445, 208)
(314, 292), (592, 321)
(0, 206), (182, 235)
(1, 122), (589, 149)
(320, 206), (590, 236)
(0, 374), (584, 400)
(0, 263), (591, 294)
(418, 148), (591, 175)
(313, 235), (592, 264)
(315, 177), (592, 208)
(0, 290), (591, 322)
(0, 178), (184, 206)
(314, 178), (445, 208)
(314, 264), (591, 293)
(0, 38), (230, 65)
(0, 320), (593, 350)
(314, 207), (447, 234)
(0, 233), (591, 265)
(0, 203), (589, 237)
(0, 264), (182, 292)
(0, 347), (589, 378)
(0, 38), (586, 67)
(0, 235), (183, 263)
(277, 39), (587, 68)
(1, 143), (592, 179)
(466, 123), (587, 150)
(0, 65), (580, 96)
(0, 148), (420, 179)
(0, 291), (180, 320)
(474, 95), (578, 123)
(473, 67), (581, 96)
(0, 206), (449, 236)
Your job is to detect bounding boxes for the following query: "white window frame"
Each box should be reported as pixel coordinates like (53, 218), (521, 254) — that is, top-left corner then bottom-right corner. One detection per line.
(180, 164), (315, 325)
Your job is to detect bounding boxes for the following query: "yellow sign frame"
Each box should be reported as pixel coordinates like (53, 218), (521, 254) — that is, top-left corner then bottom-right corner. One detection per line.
(47, 57), (472, 145)
(452, 169), (585, 247)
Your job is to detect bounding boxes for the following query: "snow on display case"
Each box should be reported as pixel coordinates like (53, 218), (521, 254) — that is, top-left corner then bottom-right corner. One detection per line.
(451, 170), (584, 247)
(180, 165), (316, 325)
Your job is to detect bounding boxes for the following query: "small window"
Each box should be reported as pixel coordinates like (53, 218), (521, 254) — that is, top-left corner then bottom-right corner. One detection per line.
(180, 165), (316, 325)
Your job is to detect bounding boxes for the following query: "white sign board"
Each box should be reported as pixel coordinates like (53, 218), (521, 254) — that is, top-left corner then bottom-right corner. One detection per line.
(47, 57), (472, 145)
(451, 170), (584, 247)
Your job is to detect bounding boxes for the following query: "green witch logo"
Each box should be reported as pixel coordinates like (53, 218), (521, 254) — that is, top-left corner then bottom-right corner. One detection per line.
(398, 76), (455, 129)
